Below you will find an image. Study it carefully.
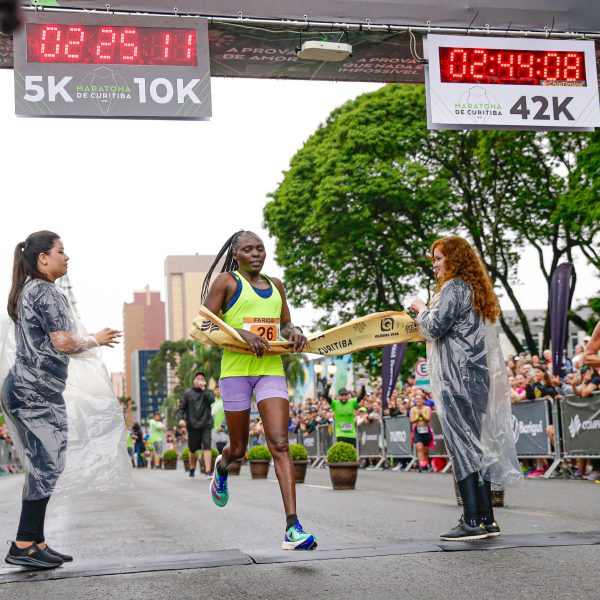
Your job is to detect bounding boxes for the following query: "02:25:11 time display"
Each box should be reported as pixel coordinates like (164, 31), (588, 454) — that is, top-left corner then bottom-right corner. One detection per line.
(26, 23), (198, 67)
(439, 47), (587, 86)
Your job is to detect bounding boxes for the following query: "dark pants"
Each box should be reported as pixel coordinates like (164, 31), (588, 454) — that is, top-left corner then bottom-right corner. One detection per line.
(336, 436), (356, 447)
(16, 497), (50, 542)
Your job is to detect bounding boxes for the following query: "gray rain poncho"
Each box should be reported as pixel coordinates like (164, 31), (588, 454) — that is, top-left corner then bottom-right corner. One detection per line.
(416, 278), (522, 490)
(0, 279), (131, 500)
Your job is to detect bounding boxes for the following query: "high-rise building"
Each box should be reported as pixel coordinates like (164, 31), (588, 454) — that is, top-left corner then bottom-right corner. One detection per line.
(131, 350), (167, 424)
(110, 372), (124, 398)
(123, 287), (166, 404)
(164, 255), (219, 341)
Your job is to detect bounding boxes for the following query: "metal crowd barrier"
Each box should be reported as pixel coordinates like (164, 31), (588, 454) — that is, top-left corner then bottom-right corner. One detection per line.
(548, 392), (600, 478)
(0, 439), (20, 474)
(288, 393), (600, 478)
(383, 416), (416, 471)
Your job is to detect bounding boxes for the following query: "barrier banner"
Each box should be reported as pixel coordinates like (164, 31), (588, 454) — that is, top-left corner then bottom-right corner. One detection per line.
(429, 413), (447, 457)
(383, 416), (413, 457)
(550, 263), (574, 377)
(511, 400), (552, 456)
(300, 430), (318, 458)
(381, 343), (407, 410)
(358, 421), (382, 457)
(318, 424), (334, 458)
(288, 431), (299, 446)
(560, 395), (600, 456)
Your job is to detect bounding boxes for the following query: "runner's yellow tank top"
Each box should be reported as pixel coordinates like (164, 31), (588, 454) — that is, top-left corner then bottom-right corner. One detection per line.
(220, 271), (285, 378)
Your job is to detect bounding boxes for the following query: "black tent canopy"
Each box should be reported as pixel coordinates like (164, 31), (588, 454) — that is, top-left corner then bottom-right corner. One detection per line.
(42, 1), (600, 35)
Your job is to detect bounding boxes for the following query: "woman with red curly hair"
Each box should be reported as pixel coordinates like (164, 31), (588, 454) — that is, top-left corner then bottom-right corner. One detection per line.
(411, 236), (521, 541)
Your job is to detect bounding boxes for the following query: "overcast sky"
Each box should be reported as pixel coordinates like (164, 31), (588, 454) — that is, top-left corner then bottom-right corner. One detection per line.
(0, 70), (597, 374)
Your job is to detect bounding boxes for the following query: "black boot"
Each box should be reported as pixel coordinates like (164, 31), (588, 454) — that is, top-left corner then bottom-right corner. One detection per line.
(440, 473), (487, 541)
(476, 476), (501, 537)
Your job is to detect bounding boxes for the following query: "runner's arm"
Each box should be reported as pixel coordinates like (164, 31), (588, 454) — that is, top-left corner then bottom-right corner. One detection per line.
(582, 322), (600, 368)
(272, 277), (307, 353)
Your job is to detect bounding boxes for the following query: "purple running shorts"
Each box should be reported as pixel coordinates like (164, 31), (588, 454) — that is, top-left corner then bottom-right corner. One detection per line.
(219, 376), (289, 412)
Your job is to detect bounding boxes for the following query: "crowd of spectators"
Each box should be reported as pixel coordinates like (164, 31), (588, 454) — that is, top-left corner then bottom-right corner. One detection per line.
(288, 375), (437, 437)
(506, 343), (600, 480)
(284, 340), (600, 481)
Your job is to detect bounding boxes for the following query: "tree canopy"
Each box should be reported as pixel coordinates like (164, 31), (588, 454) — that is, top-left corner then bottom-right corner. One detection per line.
(264, 84), (598, 358)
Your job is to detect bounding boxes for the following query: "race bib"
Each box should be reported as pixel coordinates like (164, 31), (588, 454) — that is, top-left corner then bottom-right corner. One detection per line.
(243, 317), (280, 341)
(341, 422), (353, 431)
(417, 426), (429, 434)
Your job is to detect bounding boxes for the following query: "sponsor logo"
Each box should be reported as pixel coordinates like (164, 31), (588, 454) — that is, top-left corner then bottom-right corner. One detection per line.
(361, 430), (379, 445)
(405, 322), (418, 334)
(303, 438), (314, 447)
(512, 415), (544, 442)
(380, 317), (394, 332)
(353, 321), (367, 334)
(316, 339), (353, 354)
(389, 430), (407, 443)
(568, 414), (600, 438)
(200, 320), (219, 333)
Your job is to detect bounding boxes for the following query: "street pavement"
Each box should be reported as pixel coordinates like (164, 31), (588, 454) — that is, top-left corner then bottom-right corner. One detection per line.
(0, 465), (599, 599)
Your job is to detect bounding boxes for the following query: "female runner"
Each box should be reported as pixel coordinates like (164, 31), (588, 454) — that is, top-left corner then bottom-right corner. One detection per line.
(201, 230), (316, 550)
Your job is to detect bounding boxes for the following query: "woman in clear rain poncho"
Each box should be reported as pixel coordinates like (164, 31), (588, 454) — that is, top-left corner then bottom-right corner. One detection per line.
(1, 231), (125, 570)
(411, 236), (522, 542)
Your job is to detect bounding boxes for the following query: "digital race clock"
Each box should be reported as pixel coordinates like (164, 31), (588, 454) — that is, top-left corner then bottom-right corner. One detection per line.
(13, 12), (212, 119)
(26, 23), (197, 67)
(425, 34), (600, 132)
(439, 48), (586, 86)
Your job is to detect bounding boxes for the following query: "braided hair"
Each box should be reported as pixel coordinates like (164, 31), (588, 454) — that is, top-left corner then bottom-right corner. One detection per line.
(200, 230), (261, 304)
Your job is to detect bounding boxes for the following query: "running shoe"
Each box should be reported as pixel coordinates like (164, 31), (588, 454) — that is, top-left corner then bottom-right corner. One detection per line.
(439, 517), (488, 541)
(5, 542), (64, 569)
(210, 455), (229, 507)
(281, 519), (317, 551)
(483, 521), (501, 537)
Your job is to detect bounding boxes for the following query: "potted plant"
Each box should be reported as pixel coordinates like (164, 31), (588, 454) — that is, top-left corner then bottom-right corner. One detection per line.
(289, 443), (309, 483)
(326, 442), (359, 490)
(247, 445), (272, 479)
(181, 447), (195, 472)
(162, 449), (178, 470)
(227, 457), (242, 476)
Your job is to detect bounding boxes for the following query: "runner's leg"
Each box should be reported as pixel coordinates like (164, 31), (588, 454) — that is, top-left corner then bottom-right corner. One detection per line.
(220, 410), (250, 469)
(258, 397), (296, 516)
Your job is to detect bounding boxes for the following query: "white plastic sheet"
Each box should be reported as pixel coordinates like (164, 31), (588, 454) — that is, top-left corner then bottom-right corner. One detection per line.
(417, 278), (522, 490)
(0, 279), (131, 500)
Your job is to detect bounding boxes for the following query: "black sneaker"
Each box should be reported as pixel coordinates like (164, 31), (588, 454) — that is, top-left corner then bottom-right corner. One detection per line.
(5, 542), (64, 569)
(483, 521), (501, 537)
(439, 517), (488, 541)
(45, 546), (73, 562)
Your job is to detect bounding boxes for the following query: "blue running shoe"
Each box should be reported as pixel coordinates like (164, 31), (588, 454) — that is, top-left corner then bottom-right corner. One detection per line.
(210, 455), (229, 507)
(281, 520), (317, 551)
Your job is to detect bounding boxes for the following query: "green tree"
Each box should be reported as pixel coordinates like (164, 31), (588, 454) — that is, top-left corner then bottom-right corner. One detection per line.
(146, 341), (223, 425)
(264, 84), (453, 323)
(265, 84), (598, 356)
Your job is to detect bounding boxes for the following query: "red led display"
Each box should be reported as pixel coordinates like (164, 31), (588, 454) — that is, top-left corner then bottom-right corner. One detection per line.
(439, 47), (586, 85)
(26, 23), (197, 66)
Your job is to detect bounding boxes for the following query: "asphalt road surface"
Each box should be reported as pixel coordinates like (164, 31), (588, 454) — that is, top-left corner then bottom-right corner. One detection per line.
(1, 465), (598, 599)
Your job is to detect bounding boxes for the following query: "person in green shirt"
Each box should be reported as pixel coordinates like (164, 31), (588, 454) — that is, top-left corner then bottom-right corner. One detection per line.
(149, 413), (165, 469)
(211, 386), (228, 454)
(325, 379), (366, 446)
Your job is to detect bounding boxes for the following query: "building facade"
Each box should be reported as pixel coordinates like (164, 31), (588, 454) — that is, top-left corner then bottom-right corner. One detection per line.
(123, 287), (166, 408)
(164, 255), (218, 341)
(131, 350), (167, 424)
